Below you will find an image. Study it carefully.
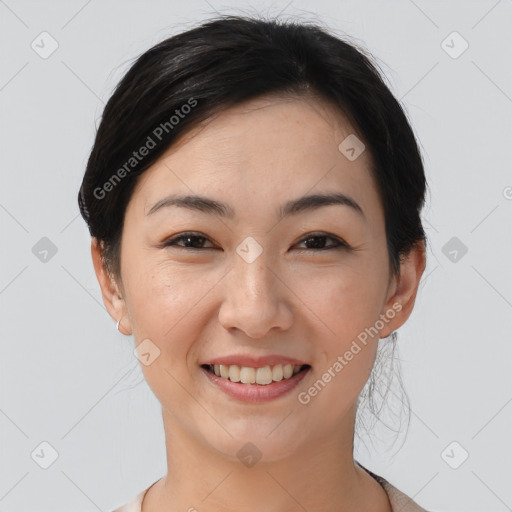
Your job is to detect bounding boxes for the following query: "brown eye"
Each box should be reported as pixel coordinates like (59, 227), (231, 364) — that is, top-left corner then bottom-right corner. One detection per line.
(163, 232), (216, 250)
(161, 232), (350, 252)
(295, 233), (349, 252)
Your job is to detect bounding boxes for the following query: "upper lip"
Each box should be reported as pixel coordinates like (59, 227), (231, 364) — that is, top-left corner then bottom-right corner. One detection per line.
(200, 355), (310, 368)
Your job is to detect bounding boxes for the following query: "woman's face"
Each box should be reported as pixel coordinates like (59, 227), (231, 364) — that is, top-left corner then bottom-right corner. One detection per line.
(94, 95), (423, 462)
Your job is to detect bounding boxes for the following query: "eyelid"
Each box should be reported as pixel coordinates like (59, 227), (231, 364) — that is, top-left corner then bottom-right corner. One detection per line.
(162, 231), (351, 251)
(294, 232), (350, 251)
(162, 231), (216, 249)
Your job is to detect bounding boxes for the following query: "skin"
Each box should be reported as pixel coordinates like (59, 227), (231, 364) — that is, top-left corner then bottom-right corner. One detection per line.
(92, 94), (425, 512)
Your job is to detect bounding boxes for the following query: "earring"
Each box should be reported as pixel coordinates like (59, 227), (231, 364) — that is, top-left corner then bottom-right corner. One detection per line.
(116, 317), (131, 336)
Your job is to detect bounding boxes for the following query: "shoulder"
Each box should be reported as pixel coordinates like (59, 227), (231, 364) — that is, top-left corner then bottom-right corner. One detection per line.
(111, 485), (151, 512)
(357, 461), (432, 512)
(112, 468), (433, 512)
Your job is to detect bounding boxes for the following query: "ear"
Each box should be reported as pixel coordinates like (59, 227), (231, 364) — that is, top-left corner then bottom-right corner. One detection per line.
(378, 240), (426, 338)
(91, 237), (132, 335)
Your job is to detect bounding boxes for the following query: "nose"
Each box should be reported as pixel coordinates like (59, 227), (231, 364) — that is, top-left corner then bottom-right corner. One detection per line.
(218, 252), (293, 339)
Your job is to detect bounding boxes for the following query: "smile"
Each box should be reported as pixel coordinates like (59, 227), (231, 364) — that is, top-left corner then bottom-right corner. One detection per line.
(202, 363), (311, 385)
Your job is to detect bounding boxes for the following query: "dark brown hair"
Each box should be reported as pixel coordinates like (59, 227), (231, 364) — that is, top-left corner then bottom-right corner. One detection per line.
(78, 14), (427, 283)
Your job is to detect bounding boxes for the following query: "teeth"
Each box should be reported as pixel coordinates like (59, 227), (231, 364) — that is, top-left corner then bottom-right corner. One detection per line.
(240, 366), (256, 384)
(206, 363), (307, 385)
(228, 365), (241, 382)
(272, 364), (283, 381)
(256, 366), (272, 385)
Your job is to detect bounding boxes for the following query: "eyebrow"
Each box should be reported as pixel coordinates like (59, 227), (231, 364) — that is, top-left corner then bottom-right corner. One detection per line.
(146, 192), (365, 221)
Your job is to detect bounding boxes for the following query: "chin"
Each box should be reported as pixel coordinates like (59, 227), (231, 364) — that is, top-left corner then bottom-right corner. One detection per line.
(199, 421), (308, 465)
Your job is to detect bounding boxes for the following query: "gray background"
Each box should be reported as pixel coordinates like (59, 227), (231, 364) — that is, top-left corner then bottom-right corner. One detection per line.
(1, 0), (511, 511)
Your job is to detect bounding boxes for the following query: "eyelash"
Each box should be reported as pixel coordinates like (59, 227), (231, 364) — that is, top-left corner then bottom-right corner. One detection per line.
(161, 231), (351, 252)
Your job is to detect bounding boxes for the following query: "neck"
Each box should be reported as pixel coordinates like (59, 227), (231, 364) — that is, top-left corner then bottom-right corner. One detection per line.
(142, 407), (391, 512)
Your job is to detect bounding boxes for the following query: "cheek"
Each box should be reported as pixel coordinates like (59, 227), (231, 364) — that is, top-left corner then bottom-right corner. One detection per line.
(312, 266), (386, 341)
(125, 262), (222, 358)
(127, 267), (207, 406)
(300, 275), (384, 415)
(303, 264), (386, 393)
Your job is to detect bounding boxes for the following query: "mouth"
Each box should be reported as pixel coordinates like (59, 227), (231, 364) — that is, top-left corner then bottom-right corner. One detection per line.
(201, 363), (311, 386)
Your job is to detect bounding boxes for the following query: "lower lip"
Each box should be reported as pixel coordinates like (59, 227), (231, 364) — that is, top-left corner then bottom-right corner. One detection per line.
(200, 366), (310, 403)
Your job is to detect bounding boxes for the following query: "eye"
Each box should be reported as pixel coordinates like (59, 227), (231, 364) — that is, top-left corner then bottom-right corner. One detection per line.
(162, 232), (216, 250)
(294, 233), (350, 252)
(162, 231), (350, 252)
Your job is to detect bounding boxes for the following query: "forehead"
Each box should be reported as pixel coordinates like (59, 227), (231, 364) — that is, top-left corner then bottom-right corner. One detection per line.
(128, 95), (382, 224)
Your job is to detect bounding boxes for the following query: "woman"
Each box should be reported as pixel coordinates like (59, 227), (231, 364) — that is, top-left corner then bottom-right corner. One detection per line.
(78, 14), (430, 512)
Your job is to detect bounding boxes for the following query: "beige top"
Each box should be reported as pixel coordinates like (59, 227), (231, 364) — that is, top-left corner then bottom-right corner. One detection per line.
(112, 462), (430, 512)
